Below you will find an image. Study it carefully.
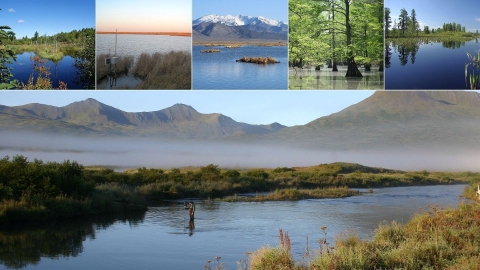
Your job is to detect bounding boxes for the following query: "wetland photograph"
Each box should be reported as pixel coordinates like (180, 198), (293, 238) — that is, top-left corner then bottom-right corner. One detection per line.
(1, 91), (480, 269)
(96, 0), (191, 90)
(288, 0), (384, 90)
(385, 0), (480, 89)
(0, 0), (95, 90)
(192, 0), (288, 90)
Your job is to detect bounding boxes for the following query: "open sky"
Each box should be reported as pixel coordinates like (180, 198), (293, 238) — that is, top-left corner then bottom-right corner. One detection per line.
(0, 0), (95, 38)
(193, 0), (288, 23)
(97, 0), (191, 33)
(385, 0), (480, 32)
(0, 91), (373, 127)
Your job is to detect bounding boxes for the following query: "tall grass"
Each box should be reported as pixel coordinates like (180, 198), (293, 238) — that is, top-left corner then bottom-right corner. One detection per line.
(131, 51), (191, 89)
(96, 53), (134, 83)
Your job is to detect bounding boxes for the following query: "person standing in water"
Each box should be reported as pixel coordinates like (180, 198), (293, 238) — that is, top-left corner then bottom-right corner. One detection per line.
(188, 201), (195, 221)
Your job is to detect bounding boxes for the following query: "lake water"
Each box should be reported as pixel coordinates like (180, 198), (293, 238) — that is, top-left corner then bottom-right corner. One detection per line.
(386, 39), (480, 89)
(5, 52), (84, 89)
(96, 34), (191, 89)
(192, 45), (288, 90)
(289, 66), (384, 90)
(0, 185), (466, 270)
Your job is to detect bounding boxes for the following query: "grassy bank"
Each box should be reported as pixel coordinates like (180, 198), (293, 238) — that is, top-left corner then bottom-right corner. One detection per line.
(9, 44), (82, 61)
(222, 187), (360, 202)
(130, 51), (191, 89)
(245, 180), (480, 269)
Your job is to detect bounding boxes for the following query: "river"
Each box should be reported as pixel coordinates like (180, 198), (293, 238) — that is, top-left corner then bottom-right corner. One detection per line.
(0, 185), (465, 269)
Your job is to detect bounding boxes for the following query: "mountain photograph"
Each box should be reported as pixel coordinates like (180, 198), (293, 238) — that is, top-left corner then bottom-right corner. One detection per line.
(1, 91), (479, 170)
(192, 0), (288, 89)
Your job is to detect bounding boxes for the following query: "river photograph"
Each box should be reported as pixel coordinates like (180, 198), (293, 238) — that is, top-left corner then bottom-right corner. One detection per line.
(0, 185), (468, 270)
(95, 0), (191, 90)
(0, 1), (95, 90)
(1, 91), (480, 269)
(385, 0), (480, 90)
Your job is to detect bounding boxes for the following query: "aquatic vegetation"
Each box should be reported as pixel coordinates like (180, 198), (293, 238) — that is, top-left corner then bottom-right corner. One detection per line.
(96, 53), (134, 84)
(236, 56), (280, 64)
(17, 55), (67, 90)
(465, 52), (480, 89)
(201, 49), (221, 53)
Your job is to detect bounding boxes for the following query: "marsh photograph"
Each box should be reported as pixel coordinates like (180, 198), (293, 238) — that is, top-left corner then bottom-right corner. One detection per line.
(385, 0), (480, 89)
(96, 0), (191, 90)
(0, 1), (95, 90)
(192, 0), (288, 90)
(1, 90), (480, 269)
(288, 0), (384, 90)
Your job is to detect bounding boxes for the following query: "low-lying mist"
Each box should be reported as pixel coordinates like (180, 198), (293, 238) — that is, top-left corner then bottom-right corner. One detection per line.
(1, 132), (478, 172)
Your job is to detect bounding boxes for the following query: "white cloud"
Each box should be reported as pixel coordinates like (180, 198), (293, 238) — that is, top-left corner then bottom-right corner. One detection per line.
(8, 8), (15, 12)
(18, 20), (25, 24)
(476, 17), (480, 22)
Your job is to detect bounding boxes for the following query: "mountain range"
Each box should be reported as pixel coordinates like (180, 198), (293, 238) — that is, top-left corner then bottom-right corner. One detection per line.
(192, 14), (288, 41)
(1, 91), (480, 151)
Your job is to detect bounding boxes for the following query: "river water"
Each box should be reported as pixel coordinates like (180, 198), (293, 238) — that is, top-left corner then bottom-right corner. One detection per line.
(0, 185), (465, 269)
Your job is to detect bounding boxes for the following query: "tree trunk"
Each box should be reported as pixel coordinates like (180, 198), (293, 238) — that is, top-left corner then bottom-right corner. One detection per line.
(345, 0), (362, 77)
(331, 1), (338, 72)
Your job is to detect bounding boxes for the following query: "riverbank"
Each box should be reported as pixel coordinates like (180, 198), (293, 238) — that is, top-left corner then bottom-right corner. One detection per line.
(193, 41), (287, 47)
(246, 181), (480, 269)
(1, 157), (477, 226)
(97, 31), (191, 37)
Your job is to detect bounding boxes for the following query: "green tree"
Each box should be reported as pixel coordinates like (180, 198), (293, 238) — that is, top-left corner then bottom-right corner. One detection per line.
(0, 8), (18, 89)
(73, 33), (95, 89)
(384, 7), (391, 38)
(410, 9), (419, 36)
(398, 8), (408, 36)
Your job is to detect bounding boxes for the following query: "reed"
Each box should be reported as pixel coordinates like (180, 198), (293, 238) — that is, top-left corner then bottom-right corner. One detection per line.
(236, 56), (280, 64)
(96, 53), (134, 83)
(200, 49), (221, 53)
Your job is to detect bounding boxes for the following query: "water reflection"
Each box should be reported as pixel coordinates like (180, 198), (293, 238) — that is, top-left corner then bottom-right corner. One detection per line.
(0, 212), (145, 269)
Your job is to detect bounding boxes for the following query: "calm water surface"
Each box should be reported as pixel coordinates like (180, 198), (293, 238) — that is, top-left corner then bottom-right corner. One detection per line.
(289, 66), (384, 90)
(0, 185), (466, 270)
(193, 45), (288, 90)
(96, 35), (191, 89)
(6, 52), (84, 89)
(386, 39), (480, 89)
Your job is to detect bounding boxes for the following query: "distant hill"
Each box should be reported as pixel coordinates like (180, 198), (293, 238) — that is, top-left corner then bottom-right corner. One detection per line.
(274, 91), (480, 150)
(192, 14), (288, 41)
(0, 98), (287, 139)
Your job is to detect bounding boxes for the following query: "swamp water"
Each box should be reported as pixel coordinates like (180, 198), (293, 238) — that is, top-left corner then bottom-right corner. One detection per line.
(6, 52), (84, 89)
(289, 66), (384, 90)
(386, 39), (480, 89)
(192, 45), (288, 90)
(0, 185), (465, 270)
(96, 35), (191, 89)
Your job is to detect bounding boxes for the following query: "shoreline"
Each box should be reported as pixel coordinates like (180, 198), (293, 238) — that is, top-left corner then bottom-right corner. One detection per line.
(97, 31), (191, 37)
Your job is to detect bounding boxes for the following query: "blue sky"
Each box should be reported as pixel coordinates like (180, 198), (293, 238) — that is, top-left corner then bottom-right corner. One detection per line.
(385, 0), (480, 33)
(0, 91), (373, 127)
(193, 0), (288, 23)
(0, 0), (95, 39)
(97, 0), (191, 32)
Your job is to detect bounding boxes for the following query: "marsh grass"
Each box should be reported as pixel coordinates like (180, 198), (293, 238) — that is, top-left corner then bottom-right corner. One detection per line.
(131, 51), (191, 89)
(236, 56), (279, 64)
(249, 229), (295, 270)
(222, 187), (359, 202)
(96, 53), (134, 84)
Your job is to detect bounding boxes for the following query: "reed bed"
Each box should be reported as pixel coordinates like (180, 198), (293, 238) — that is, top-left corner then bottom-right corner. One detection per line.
(96, 53), (134, 84)
(131, 51), (191, 89)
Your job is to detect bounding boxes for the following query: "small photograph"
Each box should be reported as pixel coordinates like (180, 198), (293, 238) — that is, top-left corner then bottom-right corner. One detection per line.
(288, 0), (384, 90)
(96, 0), (192, 90)
(385, 0), (480, 89)
(0, 0), (95, 90)
(192, 0), (288, 90)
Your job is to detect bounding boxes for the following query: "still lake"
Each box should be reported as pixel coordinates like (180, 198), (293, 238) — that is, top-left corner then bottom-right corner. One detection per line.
(192, 45), (288, 90)
(0, 185), (465, 270)
(96, 34), (191, 89)
(5, 52), (84, 89)
(386, 39), (480, 89)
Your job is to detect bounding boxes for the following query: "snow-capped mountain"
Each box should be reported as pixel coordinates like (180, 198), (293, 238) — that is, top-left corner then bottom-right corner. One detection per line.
(193, 14), (287, 28)
(192, 14), (288, 41)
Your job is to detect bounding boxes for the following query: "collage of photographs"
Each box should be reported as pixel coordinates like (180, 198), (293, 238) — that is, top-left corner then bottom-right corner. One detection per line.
(1, 0), (480, 270)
